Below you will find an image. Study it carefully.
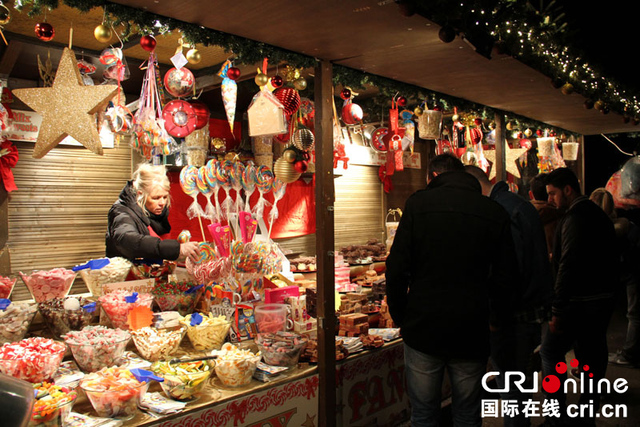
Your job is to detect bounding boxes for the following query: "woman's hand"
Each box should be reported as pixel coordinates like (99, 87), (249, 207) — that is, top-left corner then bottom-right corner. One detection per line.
(179, 241), (200, 263)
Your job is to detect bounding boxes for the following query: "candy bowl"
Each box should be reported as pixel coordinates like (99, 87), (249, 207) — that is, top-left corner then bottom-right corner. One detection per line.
(130, 260), (176, 280)
(19, 269), (77, 303)
(151, 281), (203, 316)
(151, 360), (213, 401)
(180, 313), (231, 351)
(99, 290), (154, 330)
(213, 342), (261, 387)
(80, 366), (149, 420)
(0, 337), (66, 383)
(78, 257), (132, 297)
(0, 275), (17, 299)
(255, 331), (308, 367)
(130, 326), (186, 362)
(63, 326), (131, 372)
(29, 382), (78, 426)
(0, 301), (38, 345)
(37, 296), (98, 338)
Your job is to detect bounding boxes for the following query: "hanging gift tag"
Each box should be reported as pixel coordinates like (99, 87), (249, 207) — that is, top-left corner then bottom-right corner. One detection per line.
(171, 51), (188, 69)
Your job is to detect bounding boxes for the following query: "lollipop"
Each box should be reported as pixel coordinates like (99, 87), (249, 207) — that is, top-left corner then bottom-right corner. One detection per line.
(197, 165), (216, 221)
(198, 242), (217, 263)
(217, 160), (234, 220)
(241, 161), (257, 211)
(177, 230), (191, 243)
(254, 164), (274, 221)
(268, 178), (287, 237)
(205, 159), (222, 221)
(179, 165), (204, 219)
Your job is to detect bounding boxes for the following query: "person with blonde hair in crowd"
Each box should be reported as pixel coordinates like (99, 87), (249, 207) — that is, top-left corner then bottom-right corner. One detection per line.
(105, 163), (200, 263)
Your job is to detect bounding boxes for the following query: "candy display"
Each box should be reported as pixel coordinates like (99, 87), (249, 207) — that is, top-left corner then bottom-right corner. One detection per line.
(255, 332), (308, 367)
(180, 313), (231, 351)
(77, 257), (132, 297)
(19, 269), (77, 303)
(151, 280), (203, 316)
(339, 239), (387, 264)
(62, 326), (131, 372)
(0, 275), (17, 299)
(0, 301), (38, 345)
(130, 260), (176, 280)
(80, 366), (149, 419)
(254, 303), (291, 334)
(30, 382), (77, 427)
(213, 343), (261, 387)
(186, 256), (232, 285)
(0, 337), (66, 383)
(99, 290), (154, 330)
(130, 326), (186, 361)
(37, 297), (97, 338)
(151, 360), (213, 401)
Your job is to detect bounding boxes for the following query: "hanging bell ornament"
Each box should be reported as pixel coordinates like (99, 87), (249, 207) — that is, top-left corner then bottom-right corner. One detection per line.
(186, 48), (202, 64)
(94, 24), (112, 43)
(227, 67), (241, 81)
(273, 157), (301, 183)
(0, 4), (11, 26)
(293, 128), (315, 151)
(255, 72), (269, 87)
(293, 77), (307, 91)
(35, 22), (55, 42)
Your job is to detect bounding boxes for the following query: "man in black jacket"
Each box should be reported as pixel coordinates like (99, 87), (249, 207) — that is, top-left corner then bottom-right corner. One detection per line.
(386, 154), (517, 427)
(540, 168), (619, 426)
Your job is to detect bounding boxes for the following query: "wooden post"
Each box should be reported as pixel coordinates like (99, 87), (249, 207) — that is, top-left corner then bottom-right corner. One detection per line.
(314, 59), (337, 427)
(495, 112), (506, 181)
(0, 185), (10, 275)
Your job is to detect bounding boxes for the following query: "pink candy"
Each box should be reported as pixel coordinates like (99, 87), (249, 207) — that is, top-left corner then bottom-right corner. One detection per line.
(0, 276), (16, 299)
(19, 268), (77, 303)
(99, 290), (153, 330)
(0, 337), (66, 382)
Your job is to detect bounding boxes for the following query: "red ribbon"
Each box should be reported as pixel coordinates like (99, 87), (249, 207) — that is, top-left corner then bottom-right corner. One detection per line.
(0, 139), (18, 192)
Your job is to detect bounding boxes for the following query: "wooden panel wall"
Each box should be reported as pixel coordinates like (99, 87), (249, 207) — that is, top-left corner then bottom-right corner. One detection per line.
(7, 142), (132, 301)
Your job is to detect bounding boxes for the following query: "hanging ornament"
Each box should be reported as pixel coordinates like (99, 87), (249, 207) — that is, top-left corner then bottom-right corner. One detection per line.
(397, 96), (407, 107)
(189, 100), (210, 130)
(340, 88), (352, 100)
(270, 75), (284, 89)
(524, 128), (533, 137)
(274, 87), (301, 116)
(293, 160), (308, 174)
(273, 157), (301, 183)
(164, 67), (195, 98)
(0, 4), (10, 26)
(186, 48), (202, 64)
(255, 72), (269, 87)
(94, 24), (112, 43)
(561, 83), (574, 95)
(341, 100), (363, 125)
(162, 99), (197, 138)
(414, 106), (423, 116)
(283, 66), (300, 83)
(438, 25), (456, 43)
(594, 100), (605, 111)
(293, 77), (307, 91)
(140, 34), (157, 52)
(35, 22), (55, 42)
(227, 66), (241, 81)
(293, 127), (315, 151)
(218, 60), (238, 134)
(282, 149), (297, 163)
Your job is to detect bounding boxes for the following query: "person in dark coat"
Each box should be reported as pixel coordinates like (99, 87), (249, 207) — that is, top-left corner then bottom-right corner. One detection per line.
(386, 154), (517, 427)
(105, 163), (199, 262)
(528, 173), (564, 258)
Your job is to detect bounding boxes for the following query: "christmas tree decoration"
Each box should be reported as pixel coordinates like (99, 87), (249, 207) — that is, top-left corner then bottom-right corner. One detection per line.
(218, 60), (238, 134)
(341, 100), (363, 125)
(162, 99), (197, 138)
(12, 48), (118, 158)
(140, 34), (157, 52)
(227, 66), (241, 81)
(594, 100), (605, 111)
(397, 96), (407, 107)
(254, 72), (269, 87)
(340, 88), (352, 100)
(282, 149), (297, 163)
(561, 83), (574, 95)
(35, 22), (55, 41)
(94, 24), (112, 43)
(164, 67), (195, 98)
(247, 89), (287, 137)
(189, 100), (210, 130)
(274, 87), (301, 117)
(438, 25), (456, 43)
(413, 106), (423, 116)
(186, 48), (202, 64)
(293, 160), (308, 173)
(293, 127), (315, 151)
(270, 75), (284, 89)
(273, 157), (301, 184)
(293, 77), (307, 91)
(483, 143), (529, 180)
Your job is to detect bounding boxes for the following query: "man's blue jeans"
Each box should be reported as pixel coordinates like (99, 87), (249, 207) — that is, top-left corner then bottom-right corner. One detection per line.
(404, 343), (485, 427)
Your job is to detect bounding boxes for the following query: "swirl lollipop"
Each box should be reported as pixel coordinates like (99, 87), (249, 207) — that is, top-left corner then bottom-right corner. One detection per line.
(205, 159), (222, 221)
(254, 164), (274, 221)
(216, 160), (233, 220)
(241, 161), (257, 212)
(268, 178), (287, 237)
(197, 165), (216, 221)
(180, 165), (206, 240)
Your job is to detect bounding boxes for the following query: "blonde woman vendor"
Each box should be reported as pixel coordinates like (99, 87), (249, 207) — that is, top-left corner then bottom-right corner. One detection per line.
(106, 163), (200, 263)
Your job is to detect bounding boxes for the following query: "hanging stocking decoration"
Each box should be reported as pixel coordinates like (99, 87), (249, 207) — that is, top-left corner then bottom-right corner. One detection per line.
(383, 97), (405, 176)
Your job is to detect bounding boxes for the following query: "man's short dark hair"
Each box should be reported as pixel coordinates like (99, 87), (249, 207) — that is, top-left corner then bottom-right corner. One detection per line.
(428, 154), (464, 180)
(545, 168), (581, 195)
(529, 173), (549, 201)
(464, 165), (490, 185)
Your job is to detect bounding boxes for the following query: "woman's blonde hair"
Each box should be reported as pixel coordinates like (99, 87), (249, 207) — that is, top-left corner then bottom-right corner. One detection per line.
(131, 163), (171, 214)
(589, 187), (616, 219)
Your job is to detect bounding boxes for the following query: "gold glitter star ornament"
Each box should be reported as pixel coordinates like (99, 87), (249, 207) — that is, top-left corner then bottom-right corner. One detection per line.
(13, 48), (118, 158)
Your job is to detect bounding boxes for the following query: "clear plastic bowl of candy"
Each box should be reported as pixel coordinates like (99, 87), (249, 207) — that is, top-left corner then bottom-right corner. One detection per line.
(99, 290), (154, 330)
(180, 313), (231, 351)
(130, 260), (176, 280)
(63, 326), (131, 372)
(37, 296), (97, 338)
(0, 275), (17, 299)
(130, 326), (186, 361)
(152, 281), (203, 316)
(78, 257), (132, 297)
(80, 367), (149, 420)
(0, 301), (38, 345)
(213, 343), (261, 387)
(255, 331), (308, 367)
(0, 338), (66, 383)
(19, 269), (77, 303)
(29, 382), (77, 427)
(151, 359), (213, 401)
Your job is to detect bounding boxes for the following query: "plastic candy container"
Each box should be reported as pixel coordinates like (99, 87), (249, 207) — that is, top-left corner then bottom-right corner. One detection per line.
(130, 260), (176, 279)
(78, 257), (132, 297)
(130, 326), (186, 361)
(62, 326), (131, 373)
(19, 269), (77, 303)
(0, 301), (38, 345)
(255, 331), (308, 367)
(151, 281), (203, 316)
(99, 290), (153, 330)
(0, 275), (17, 299)
(151, 360), (213, 401)
(37, 296), (97, 338)
(29, 382), (77, 426)
(80, 366), (149, 419)
(254, 303), (291, 333)
(0, 338), (66, 383)
(180, 313), (231, 351)
(213, 343), (261, 387)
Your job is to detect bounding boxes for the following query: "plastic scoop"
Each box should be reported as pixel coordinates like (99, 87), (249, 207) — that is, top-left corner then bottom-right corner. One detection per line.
(168, 355), (218, 365)
(0, 299), (11, 310)
(130, 368), (164, 383)
(185, 284), (204, 295)
(82, 302), (97, 313)
(72, 258), (110, 272)
(189, 312), (203, 326)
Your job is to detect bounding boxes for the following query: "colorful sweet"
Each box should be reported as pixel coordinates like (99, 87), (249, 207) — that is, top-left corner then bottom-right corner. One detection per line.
(19, 269), (77, 303)
(213, 342), (261, 387)
(180, 165), (205, 219)
(78, 257), (132, 297)
(30, 382), (77, 426)
(185, 256), (232, 286)
(198, 242), (216, 263)
(0, 337), (66, 383)
(80, 366), (149, 419)
(208, 223), (232, 257)
(151, 360), (213, 401)
(241, 161), (257, 211)
(177, 230), (191, 244)
(0, 275), (17, 299)
(255, 331), (308, 367)
(130, 326), (186, 361)
(151, 280), (203, 316)
(0, 301), (38, 345)
(129, 260), (176, 280)
(180, 313), (231, 351)
(62, 326), (131, 372)
(99, 290), (154, 330)
(205, 159), (222, 221)
(37, 297), (97, 338)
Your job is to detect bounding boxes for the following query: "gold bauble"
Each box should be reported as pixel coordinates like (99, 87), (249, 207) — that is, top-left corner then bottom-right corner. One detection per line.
(293, 77), (307, 91)
(255, 73), (269, 87)
(561, 83), (574, 95)
(282, 149), (297, 163)
(93, 24), (112, 43)
(186, 48), (202, 65)
(284, 67), (300, 82)
(524, 128), (533, 137)
(452, 114), (459, 123)
(414, 106), (423, 116)
(594, 100), (605, 111)
(293, 128), (315, 151)
(273, 157), (301, 183)
(0, 5), (11, 26)
(461, 150), (478, 166)
(506, 121), (515, 131)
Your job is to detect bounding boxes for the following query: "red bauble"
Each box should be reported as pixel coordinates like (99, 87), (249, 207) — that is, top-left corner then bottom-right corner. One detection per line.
(162, 100), (197, 138)
(163, 67), (195, 98)
(140, 35), (157, 52)
(274, 87), (301, 116)
(270, 75), (284, 88)
(189, 100), (211, 130)
(35, 22), (55, 41)
(293, 160), (308, 174)
(227, 67), (241, 81)
(397, 96), (407, 107)
(340, 88), (351, 100)
(341, 102), (363, 125)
